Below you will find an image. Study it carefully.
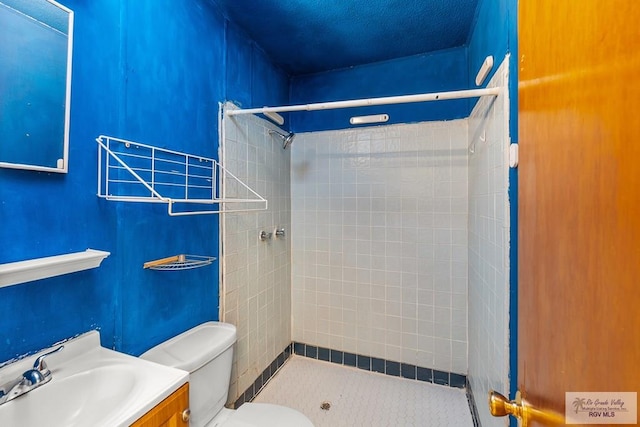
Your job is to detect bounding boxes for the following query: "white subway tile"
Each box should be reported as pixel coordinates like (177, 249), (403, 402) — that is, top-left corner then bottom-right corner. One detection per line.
(467, 57), (511, 427)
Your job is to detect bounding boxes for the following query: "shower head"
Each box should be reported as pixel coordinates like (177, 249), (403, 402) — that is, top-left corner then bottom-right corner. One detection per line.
(282, 132), (295, 149)
(269, 130), (295, 149)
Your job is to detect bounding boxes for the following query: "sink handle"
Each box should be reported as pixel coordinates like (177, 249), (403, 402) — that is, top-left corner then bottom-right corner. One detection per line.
(33, 345), (64, 377)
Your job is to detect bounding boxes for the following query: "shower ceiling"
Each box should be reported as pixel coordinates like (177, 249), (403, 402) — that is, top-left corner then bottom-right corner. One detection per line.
(210, 0), (479, 75)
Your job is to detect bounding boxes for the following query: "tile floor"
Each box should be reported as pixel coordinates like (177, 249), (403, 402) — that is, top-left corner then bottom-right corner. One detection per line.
(253, 356), (474, 427)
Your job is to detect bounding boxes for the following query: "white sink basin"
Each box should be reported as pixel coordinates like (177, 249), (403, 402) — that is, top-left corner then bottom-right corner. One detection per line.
(0, 331), (188, 427)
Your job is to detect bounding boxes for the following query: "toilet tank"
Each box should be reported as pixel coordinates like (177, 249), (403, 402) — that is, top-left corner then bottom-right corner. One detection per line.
(140, 322), (237, 427)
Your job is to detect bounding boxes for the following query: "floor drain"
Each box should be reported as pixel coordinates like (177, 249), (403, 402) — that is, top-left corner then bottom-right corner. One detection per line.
(320, 401), (331, 411)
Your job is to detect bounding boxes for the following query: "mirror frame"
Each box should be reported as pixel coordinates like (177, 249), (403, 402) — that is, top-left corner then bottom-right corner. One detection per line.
(0, 0), (74, 173)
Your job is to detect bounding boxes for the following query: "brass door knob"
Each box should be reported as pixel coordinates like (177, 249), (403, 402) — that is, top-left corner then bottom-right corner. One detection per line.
(489, 390), (524, 419)
(489, 390), (564, 426)
(182, 408), (191, 423)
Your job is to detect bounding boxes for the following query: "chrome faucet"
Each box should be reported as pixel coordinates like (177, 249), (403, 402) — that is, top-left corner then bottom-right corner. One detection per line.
(0, 345), (64, 405)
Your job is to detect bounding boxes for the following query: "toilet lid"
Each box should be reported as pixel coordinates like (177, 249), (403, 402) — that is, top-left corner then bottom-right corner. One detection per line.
(222, 403), (314, 427)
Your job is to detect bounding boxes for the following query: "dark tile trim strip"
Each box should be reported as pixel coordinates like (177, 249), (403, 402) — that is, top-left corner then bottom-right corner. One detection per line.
(233, 343), (293, 409)
(466, 380), (482, 427)
(291, 341), (467, 390)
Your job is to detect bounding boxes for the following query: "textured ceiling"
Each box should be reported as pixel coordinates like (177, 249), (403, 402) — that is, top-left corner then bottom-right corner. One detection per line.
(212, 0), (479, 76)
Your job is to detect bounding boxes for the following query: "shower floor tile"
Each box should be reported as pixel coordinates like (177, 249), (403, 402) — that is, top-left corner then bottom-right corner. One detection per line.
(252, 356), (474, 427)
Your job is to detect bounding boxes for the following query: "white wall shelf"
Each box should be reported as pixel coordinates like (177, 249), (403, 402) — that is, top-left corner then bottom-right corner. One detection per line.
(0, 249), (110, 288)
(96, 135), (267, 216)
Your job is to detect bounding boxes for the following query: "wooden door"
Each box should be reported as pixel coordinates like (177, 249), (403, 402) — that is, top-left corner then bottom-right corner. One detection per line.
(518, 0), (640, 425)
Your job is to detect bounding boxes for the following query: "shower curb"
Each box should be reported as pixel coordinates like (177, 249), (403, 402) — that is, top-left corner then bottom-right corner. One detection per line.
(233, 343), (293, 409)
(466, 381), (482, 427)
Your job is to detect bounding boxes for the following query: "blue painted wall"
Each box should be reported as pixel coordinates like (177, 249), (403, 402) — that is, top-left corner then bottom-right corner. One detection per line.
(0, 0), (288, 363)
(467, 0), (509, 89)
(467, 0), (518, 147)
(289, 47), (470, 132)
(466, 0), (518, 137)
(225, 21), (290, 111)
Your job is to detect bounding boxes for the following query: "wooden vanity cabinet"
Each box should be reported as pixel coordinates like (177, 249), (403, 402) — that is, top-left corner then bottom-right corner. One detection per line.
(131, 383), (190, 427)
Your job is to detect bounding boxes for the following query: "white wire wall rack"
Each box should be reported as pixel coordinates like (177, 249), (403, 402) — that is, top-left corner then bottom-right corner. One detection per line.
(96, 135), (267, 216)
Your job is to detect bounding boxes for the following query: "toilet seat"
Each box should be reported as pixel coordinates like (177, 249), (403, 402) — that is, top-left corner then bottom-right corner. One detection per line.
(218, 403), (314, 427)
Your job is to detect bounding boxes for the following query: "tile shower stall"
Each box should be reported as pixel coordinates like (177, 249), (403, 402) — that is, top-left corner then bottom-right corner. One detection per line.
(222, 58), (510, 427)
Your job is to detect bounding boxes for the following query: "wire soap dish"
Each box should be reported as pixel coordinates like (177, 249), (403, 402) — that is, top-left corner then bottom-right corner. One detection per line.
(143, 254), (217, 271)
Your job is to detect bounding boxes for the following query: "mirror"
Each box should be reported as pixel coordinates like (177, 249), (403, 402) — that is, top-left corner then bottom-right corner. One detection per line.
(0, 0), (73, 173)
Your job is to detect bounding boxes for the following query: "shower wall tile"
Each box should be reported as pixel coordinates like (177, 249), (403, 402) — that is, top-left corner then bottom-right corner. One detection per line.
(222, 104), (292, 403)
(467, 57), (511, 427)
(291, 119), (468, 374)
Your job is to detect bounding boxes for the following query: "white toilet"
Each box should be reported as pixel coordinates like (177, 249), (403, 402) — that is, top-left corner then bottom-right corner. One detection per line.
(140, 322), (314, 427)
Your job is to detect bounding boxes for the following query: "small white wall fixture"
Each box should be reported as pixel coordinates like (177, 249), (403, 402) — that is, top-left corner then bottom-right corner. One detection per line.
(475, 56), (494, 86)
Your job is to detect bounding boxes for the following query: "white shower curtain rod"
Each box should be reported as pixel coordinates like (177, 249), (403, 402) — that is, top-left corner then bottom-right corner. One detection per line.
(224, 87), (501, 116)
